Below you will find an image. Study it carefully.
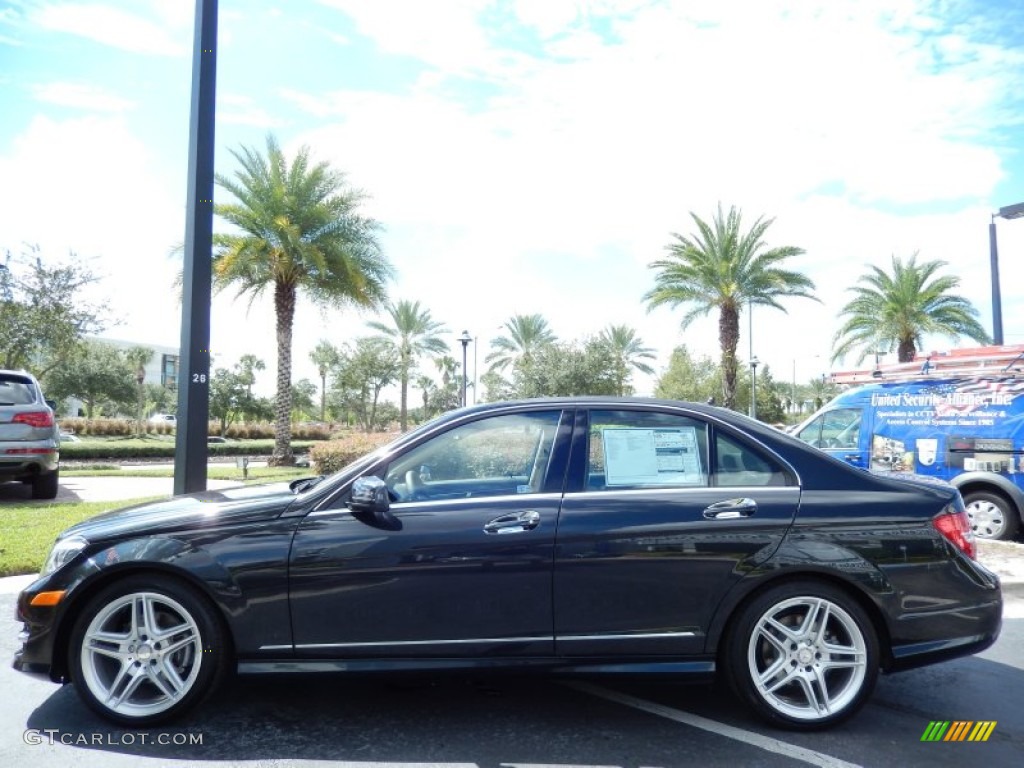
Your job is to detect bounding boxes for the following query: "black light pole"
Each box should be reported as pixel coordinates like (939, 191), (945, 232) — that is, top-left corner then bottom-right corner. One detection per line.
(174, 0), (218, 495)
(989, 201), (1024, 346)
(458, 331), (472, 407)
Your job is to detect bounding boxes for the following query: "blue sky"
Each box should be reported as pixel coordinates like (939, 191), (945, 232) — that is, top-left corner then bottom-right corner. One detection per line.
(2, 0), (1023, 398)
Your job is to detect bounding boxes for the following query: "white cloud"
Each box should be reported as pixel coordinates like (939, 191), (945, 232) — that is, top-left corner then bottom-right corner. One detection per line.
(31, 2), (189, 56)
(32, 81), (135, 112)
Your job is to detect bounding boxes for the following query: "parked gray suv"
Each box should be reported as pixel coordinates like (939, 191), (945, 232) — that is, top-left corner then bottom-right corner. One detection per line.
(0, 370), (59, 499)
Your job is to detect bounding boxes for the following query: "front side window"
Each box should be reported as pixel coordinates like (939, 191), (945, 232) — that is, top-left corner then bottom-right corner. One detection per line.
(586, 410), (709, 490)
(384, 410), (562, 502)
(796, 408), (862, 450)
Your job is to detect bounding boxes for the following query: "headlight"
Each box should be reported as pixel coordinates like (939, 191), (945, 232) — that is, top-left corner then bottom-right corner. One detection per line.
(41, 535), (88, 576)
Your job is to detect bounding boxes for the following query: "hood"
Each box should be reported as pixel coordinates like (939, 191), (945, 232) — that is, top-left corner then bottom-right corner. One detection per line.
(61, 482), (301, 543)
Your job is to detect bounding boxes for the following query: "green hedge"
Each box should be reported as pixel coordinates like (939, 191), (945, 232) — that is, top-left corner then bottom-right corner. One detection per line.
(60, 440), (315, 460)
(59, 418), (333, 441)
(310, 433), (395, 475)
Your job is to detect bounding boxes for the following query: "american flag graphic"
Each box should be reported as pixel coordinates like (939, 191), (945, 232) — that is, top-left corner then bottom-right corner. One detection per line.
(929, 377), (1024, 417)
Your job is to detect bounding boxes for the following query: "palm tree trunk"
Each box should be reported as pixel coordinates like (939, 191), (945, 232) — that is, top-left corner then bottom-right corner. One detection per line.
(319, 370), (327, 422)
(271, 281), (296, 466)
(719, 304), (740, 409)
(897, 337), (916, 363)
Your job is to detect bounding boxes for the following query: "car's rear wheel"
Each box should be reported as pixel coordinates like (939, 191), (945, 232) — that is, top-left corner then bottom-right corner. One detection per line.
(31, 470), (58, 500)
(69, 575), (227, 725)
(963, 490), (1019, 541)
(726, 581), (879, 729)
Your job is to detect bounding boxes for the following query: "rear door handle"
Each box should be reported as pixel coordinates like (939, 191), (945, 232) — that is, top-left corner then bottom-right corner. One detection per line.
(703, 497), (757, 519)
(484, 510), (541, 534)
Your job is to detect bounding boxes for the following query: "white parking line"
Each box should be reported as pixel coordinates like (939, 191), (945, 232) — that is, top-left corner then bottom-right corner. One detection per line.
(567, 682), (862, 768)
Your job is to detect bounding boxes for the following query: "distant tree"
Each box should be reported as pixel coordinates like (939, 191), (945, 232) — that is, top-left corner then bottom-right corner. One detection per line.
(515, 339), (619, 397)
(644, 204), (817, 409)
(310, 340), (341, 422)
(145, 383), (176, 417)
(331, 337), (401, 432)
(486, 314), (556, 374)
(214, 134), (392, 465)
(123, 346), (154, 437)
(367, 300), (448, 431)
(655, 346), (722, 404)
(832, 253), (990, 364)
(431, 355), (462, 413)
(598, 324), (656, 396)
(46, 341), (135, 419)
(414, 374), (437, 421)
(291, 378), (318, 421)
(209, 367), (248, 435)
(0, 247), (107, 376)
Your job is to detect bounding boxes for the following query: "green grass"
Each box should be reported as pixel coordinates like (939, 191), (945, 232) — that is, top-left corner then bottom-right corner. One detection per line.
(0, 497), (162, 577)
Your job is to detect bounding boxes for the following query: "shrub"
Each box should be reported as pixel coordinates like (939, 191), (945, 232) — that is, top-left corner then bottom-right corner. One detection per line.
(310, 433), (394, 475)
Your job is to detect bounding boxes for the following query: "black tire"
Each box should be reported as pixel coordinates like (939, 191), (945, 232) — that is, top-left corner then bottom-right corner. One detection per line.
(963, 490), (1020, 541)
(725, 580), (879, 730)
(32, 470), (59, 500)
(68, 575), (228, 726)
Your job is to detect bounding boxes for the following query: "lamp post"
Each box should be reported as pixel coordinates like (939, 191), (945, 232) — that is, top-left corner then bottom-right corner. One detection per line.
(750, 356), (760, 419)
(458, 331), (472, 407)
(989, 201), (1024, 346)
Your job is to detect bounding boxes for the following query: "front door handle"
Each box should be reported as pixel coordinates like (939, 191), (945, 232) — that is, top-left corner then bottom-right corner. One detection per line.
(703, 497), (757, 519)
(484, 510), (541, 534)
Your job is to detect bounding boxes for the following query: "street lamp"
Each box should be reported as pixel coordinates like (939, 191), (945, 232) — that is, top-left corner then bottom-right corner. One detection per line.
(750, 356), (760, 419)
(989, 201), (1024, 345)
(458, 330), (472, 407)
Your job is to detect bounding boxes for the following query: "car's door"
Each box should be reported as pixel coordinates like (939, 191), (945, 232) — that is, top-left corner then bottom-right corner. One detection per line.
(288, 407), (572, 657)
(553, 406), (800, 656)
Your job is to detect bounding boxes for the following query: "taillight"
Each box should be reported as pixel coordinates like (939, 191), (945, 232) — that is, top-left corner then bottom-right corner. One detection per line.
(12, 411), (53, 428)
(933, 507), (976, 560)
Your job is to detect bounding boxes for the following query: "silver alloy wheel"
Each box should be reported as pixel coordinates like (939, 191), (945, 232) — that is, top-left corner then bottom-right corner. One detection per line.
(965, 498), (1006, 540)
(79, 592), (203, 719)
(747, 596), (868, 722)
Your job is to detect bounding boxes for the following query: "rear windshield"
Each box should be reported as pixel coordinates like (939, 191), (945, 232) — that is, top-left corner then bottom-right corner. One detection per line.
(0, 374), (37, 405)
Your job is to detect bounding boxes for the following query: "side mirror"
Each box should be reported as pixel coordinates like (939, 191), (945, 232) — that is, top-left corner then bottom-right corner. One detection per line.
(45, 399), (57, 411)
(348, 475), (390, 515)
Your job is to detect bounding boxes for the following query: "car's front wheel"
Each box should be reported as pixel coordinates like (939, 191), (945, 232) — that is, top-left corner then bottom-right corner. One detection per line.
(69, 575), (227, 725)
(726, 581), (879, 729)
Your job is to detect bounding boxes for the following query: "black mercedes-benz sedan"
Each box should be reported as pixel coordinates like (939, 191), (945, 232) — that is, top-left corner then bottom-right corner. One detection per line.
(13, 398), (1002, 729)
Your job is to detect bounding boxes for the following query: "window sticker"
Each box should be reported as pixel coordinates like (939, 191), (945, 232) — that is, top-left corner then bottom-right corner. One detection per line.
(602, 427), (703, 486)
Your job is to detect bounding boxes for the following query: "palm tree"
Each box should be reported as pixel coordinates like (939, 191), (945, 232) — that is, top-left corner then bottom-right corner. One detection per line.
(214, 134), (392, 465)
(644, 204), (817, 410)
(367, 300), (449, 431)
(832, 253), (990, 364)
(123, 346), (154, 437)
(309, 340), (341, 422)
(599, 324), (656, 396)
(486, 314), (556, 373)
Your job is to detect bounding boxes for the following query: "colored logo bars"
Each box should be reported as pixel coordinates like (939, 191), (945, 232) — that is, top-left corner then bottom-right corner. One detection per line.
(921, 721), (997, 742)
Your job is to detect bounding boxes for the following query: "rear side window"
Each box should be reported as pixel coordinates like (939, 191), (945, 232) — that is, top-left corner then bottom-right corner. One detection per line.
(715, 432), (790, 486)
(0, 375), (37, 405)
